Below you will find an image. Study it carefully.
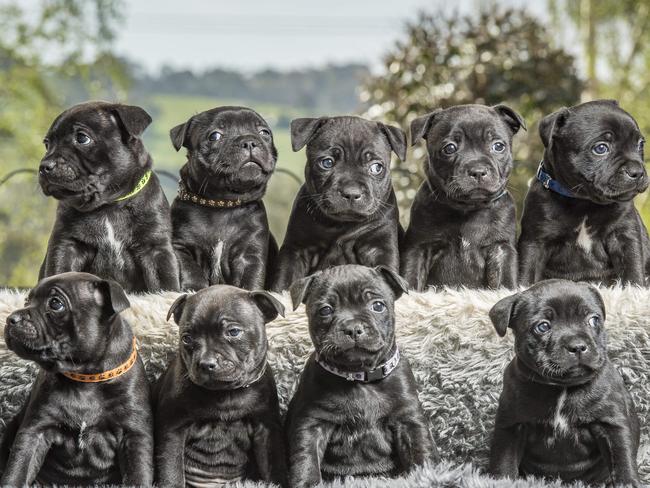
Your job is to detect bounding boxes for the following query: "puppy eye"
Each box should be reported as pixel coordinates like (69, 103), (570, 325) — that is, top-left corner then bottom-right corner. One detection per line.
(639, 139), (645, 153)
(533, 321), (551, 334)
(75, 132), (92, 145)
(492, 141), (506, 153)
(318, 305), (333, 317)
(181, 334), (193, 346)
(369, 162), (384, 176)
(208, 131), (223, 141)
(258, 129), (271, 137)
(370, 301), (386, 313)
(226, 327), (242, 338)
(588, 316), (601, 328)
(48, 296), (65, 312)
(592, 143), (609, 155)
(319, 158), (334, 170)
(442, 143), (457, 155)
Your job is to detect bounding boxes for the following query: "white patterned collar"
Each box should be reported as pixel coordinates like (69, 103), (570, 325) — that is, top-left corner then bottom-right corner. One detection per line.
(315, 348), (400, 382)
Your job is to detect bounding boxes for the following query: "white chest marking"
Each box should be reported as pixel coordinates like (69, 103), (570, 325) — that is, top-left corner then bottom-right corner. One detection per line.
(552, 388), (570, 436)
(575, 217), (593, 253)
(103, 218), (125, 268)
(460, 237), (471, 250)
(78, 421), (88, 450)
(211, 240), (224, 282)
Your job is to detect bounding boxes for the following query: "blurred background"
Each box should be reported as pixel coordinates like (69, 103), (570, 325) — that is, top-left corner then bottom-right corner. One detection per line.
(1, 0), (649, 287)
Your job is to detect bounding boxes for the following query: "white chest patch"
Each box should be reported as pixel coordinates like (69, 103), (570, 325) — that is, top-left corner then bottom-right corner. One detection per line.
(102, 218), (125, 269)
(211, 240), (224, 283)
(552, 388), (570, 436)
(575, 217), (593, 253)
(78, 421), (88, 450)
(460, 237), (471, 250)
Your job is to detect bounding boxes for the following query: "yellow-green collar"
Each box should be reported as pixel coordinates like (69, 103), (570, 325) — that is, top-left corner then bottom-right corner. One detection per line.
(115, 170), (152, 202)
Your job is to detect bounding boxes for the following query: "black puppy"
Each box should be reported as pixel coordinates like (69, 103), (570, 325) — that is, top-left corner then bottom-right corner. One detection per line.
(488, 279), (641, 486)
(270, 116), (407, 292)
(170, 106), (278, 291)
(154, 285), (286, 486)
(286, 265), (435, 488)
(0, 272), (153, 486)
(39, 101), (179, 293)
(401, 104), (525, 290)
(519, 100), (649, 286)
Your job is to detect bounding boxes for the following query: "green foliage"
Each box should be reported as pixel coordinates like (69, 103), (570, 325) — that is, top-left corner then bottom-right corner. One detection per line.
(360, 8), (584, 221)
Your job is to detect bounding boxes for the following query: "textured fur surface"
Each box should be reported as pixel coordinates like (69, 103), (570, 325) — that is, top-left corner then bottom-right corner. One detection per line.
(1, 287), (649, 487)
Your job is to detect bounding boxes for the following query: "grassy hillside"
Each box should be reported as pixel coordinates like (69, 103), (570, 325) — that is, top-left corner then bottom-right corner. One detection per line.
(138, 94), (307, 241)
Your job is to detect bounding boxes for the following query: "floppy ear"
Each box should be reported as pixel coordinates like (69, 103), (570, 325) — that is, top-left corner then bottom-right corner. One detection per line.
(166, 294), (188, 324)
(111, 104), (152, 138)
(249, 291), (285, 323)
(378, 122), (407, 161)
(170, 117), (193, 152)
(488, 293), (519, 337)
(584, 284), (606, 322)
(95, 280), (130, 316)
(410, 109), (443, 146)
(539, 108), (569, 149)
(289, 273), (320, 311)
(290, 117), (326, 151)
(375, 266), (409, 300)
(493, 104), (527, 134)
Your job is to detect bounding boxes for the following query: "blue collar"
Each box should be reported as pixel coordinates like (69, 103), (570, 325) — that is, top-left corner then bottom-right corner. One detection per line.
(536, 162), (579, 198)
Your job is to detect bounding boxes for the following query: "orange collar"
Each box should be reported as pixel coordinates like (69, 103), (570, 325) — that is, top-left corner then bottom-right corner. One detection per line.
(61, 338), (138, 383)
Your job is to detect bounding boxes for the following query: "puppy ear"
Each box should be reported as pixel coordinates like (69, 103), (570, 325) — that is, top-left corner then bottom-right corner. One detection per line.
(111, 104), (152, 138)
(493, 104), (527, 134)
(170, 118), (192, 152)
(378, 122), (407, 161)
(489, 293), (519, 337)
(289, 273), (320, 311)
(290, 117), (326, 152)
(410, 109), (443, 146)
(249, 291), (285, 323)
(375, 266), (409, 300)
(166, 294), (188, 324)
(539, 108), (569, 149)
(583, 283), (606, 322)
(95, 280), (130, 316)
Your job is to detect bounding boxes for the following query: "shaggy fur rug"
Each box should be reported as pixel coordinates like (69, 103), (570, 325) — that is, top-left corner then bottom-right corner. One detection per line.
(1, 286), (649, 488)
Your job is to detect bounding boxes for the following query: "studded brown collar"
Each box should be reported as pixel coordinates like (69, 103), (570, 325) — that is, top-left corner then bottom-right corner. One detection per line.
(177, 180), (243, 208)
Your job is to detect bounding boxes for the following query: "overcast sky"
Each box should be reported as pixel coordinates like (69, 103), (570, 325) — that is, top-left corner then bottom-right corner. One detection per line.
(114, 0), (550, 73)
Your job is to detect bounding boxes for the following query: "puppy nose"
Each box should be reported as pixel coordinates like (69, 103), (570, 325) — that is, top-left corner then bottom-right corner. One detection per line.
(565, 341), (588, 355)
(240, 138), (258, 151)
(39, 159), (57, 175)
(338, 186), (363, 202)
(343, 324), (365, 339)
(468, 166), (489, 180)
(6, 313), (22, 326)
(198, 358), (219, 373)
(623, 163), (645, 180)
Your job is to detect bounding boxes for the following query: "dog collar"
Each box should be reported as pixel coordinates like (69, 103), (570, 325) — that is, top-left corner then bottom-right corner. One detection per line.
(177, 180), (243, 208)
(315, 348), (400, 382)
(61, 337), (138, 383)
(536, 162), (582, 199)
(242, 363), (267, 389)
(115, 170), (152, 202)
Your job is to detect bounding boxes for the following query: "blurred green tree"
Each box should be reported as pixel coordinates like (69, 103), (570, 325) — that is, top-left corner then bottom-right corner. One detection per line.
(0, 0), (127, 287)
(360, 8), (584, 222)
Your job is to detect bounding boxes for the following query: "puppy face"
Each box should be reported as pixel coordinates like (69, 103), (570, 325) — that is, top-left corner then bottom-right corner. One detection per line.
(490, 279), (607, 385)
(540, 100), (647, 203)
(170, 107), (277, 197)
(4, 272), (130, 371)
(167, 285), (284, 390)
(411, 104), (525, 204)
(291, 116), (407, 221)
(290, 265), (407, 370)
(39, 101), (152, 211)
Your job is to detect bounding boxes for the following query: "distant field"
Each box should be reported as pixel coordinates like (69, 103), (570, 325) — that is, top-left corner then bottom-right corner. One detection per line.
(138, 94), (308, 240)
